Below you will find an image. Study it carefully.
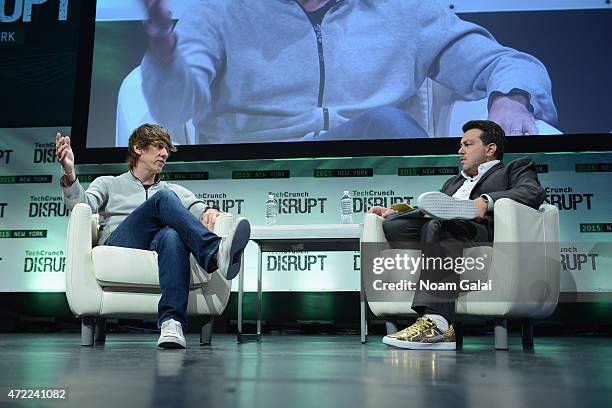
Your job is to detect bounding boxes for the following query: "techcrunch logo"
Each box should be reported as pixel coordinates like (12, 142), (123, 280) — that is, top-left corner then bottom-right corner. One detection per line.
(33, 142), (57, 164)
(194, 192), (244, 213)
(270, 191), (327, 214)
(29, 195), (69, 217)
(351, 189), (413, 212)
(545, 187), (593, 210)
(270, 191), (310, 198)
(24, 249), (65, 272)
(352, 189), (396, 197)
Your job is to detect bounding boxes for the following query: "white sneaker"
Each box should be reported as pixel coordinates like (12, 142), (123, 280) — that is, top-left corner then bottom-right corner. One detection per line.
(417, 192), (477, 220)
(157, 318), (186, 349)
(216, 218), (251, 280)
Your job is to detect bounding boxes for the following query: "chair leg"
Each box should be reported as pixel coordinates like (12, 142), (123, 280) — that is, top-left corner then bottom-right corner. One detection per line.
(385, 321), (398, 335)
(81, 317), (95, 346)
(454, 321), (464, 348)
(494, 319), (508, 350)
(522, 319), (534, 348)
(200, 317), (214, 346)
(94, 317), (106, 343)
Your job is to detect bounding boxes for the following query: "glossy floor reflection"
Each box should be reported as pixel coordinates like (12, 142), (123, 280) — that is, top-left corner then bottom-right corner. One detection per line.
(0, 334), (609, 408)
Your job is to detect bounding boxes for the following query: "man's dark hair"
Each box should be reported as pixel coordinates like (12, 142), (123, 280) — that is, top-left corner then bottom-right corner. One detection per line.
(462, 120), (506, 160)
(127, 124), (177, 169)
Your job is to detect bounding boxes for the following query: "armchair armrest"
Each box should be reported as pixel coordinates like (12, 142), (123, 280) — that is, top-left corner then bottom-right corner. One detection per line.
(65, 203), (103, 316)
(362, 213), (388, 243)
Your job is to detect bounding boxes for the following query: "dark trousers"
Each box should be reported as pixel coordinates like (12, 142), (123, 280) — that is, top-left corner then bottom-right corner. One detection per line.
(382, 210), (490, 323)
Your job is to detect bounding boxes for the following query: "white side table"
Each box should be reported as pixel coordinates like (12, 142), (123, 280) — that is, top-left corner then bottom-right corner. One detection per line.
(237, 224), (367, 343)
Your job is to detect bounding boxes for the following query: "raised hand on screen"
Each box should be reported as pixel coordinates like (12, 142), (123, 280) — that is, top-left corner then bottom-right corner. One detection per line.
(488, 95), (538, 136)
(143, 0), (172, 31)
(142, 0), (176, 60)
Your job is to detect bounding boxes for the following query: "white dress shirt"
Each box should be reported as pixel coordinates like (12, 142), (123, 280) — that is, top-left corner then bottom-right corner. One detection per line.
(452, 160), (500, 210)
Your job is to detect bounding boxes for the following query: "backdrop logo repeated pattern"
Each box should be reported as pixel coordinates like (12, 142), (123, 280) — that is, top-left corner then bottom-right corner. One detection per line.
(0, 0), (69, 23)
(28, 195), (69, 217)
(23, 249), (65, 273)
(545, 186), (594, 211)
(194, 192), (246, 214)
(0, 149), (11, 165)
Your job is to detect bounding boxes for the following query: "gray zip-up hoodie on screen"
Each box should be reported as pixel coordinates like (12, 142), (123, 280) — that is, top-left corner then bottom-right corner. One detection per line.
(141, 0), (556, 143)
(61, 171), (206, 244)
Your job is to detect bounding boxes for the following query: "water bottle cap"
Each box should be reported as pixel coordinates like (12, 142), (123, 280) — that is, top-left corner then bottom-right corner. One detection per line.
(268, 194), (274, 199)
(343, 191), (349, 194)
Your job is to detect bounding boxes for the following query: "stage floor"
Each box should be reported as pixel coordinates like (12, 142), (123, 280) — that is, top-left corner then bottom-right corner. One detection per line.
(0, 334), (608, 407)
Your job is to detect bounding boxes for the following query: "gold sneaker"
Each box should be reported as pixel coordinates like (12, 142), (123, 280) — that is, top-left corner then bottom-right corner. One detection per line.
(383, 317), (456, 350)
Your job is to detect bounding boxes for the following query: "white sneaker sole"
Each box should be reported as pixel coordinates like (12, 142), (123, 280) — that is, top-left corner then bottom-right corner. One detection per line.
(221, 218), (251, 280)
(157, 336), (186, 349)
(383, 335), (456, 350)
(417, 192), (477, 220)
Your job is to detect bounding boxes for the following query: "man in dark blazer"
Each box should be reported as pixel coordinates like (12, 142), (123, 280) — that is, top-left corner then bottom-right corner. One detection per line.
(368, 120), (545, 350)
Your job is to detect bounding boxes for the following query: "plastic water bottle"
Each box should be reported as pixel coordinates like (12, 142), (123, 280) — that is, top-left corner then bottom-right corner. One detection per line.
(340, 190), (353, 224)
(265, 194), (279, 226)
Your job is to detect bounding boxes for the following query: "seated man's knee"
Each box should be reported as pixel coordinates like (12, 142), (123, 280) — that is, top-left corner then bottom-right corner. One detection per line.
(421, 220), (443, 243)
(152, 188), (180, 203)
(156, 227), (184, 248)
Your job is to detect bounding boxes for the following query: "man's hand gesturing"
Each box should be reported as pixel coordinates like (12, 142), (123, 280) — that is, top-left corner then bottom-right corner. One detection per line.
(55, 132), (76, 184)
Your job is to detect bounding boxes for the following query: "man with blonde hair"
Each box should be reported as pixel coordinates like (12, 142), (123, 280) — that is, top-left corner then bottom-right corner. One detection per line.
(56, 124), (251, 349)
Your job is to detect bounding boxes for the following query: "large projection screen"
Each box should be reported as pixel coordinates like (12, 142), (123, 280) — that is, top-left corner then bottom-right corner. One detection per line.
(73, 0), (612, 162)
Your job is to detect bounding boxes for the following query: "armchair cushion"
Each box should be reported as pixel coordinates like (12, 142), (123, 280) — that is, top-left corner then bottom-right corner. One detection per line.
(92, 246), (211, 289)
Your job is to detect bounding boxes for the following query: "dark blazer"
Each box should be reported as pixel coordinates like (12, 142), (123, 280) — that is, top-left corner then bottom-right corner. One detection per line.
(441, 157), (546, 230)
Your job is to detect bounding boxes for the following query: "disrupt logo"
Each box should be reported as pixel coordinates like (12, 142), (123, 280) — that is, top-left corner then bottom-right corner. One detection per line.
(0, 149), (12, 164)
(0, 202), (6, 217)
(33, 142), (57, 163)
(270, 192), (327, 214)
(0, 0), (68, 23)
(29, 195), (69, 217)
(560, 247), (598, 271)
(267, 253), (327, 272)
(545, 187), (593, 211)
(195, 192), (244, 214)
(352, 190), (413, 212)
(24, 249), (65, 272)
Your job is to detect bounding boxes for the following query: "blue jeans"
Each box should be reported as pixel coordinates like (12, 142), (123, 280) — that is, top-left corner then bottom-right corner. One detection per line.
(318, 105), (428, 140)
(104, 189), (221, 328)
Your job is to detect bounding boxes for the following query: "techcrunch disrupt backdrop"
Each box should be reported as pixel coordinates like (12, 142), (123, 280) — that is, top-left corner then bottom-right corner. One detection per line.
(0, 127), (611, 293)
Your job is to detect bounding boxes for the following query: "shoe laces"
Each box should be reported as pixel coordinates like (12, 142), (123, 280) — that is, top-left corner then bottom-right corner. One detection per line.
(398, 317), (434, 337)
(162, 319), (183, 336)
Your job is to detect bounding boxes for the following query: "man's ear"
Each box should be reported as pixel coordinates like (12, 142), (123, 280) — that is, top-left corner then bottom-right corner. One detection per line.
(487, 143), (498, 159)
(133, 144), (143, 157)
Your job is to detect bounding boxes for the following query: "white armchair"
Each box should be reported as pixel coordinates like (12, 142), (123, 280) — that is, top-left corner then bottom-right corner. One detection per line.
(65, 203), (234, 346)
(362, 198), (561, 349)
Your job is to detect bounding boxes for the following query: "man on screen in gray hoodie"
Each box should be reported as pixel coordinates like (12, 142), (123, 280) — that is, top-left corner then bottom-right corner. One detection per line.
(140, 0), (557, 143)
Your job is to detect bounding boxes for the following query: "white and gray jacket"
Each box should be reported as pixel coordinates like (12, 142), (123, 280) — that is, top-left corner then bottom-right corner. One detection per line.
(61, 171), (207, 244)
